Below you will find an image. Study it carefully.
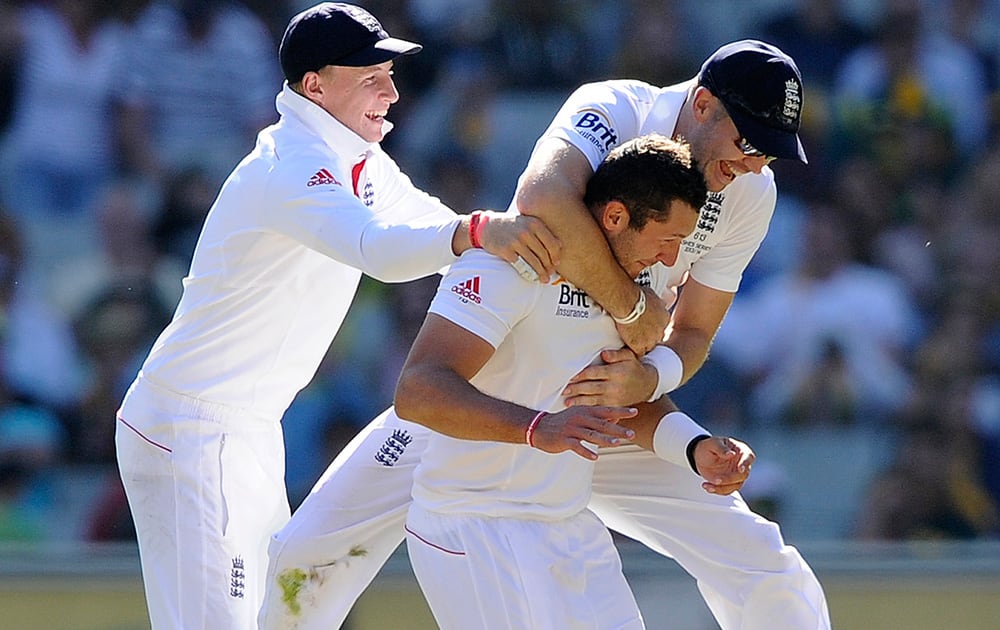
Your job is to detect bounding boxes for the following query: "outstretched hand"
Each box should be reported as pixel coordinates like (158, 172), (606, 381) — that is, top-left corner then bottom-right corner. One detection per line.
(479, 212), (561, 283)
(530, 406), (637, 460)
(692, 437), (756, 495)
(615, 286), (669, 355)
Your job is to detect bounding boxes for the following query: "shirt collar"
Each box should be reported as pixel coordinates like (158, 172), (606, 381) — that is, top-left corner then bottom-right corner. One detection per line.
(642, 79), (692, 138)
(275, 82), (394, 160)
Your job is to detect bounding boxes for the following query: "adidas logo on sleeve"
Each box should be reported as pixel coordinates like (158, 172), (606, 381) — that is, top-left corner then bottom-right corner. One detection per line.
(450, 276), (482, 304)
(307, 168), (340, 187)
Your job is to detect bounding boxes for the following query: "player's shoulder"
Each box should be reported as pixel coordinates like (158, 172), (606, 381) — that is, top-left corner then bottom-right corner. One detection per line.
(265, 126), (351, 191)
(725, 168), (777, 203)
(568, 79), (659, 105)
(449, 249), (524, 279)
(444, 250), (537, 297)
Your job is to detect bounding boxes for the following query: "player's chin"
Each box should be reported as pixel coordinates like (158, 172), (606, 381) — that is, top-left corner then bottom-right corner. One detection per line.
(359, 119), (386, 142)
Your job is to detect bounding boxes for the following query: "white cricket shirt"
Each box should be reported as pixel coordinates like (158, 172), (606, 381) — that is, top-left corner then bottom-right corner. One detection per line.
(534, 78), (778, 293)
(411, 251), (674, 520)
(134, 85), (461, 421)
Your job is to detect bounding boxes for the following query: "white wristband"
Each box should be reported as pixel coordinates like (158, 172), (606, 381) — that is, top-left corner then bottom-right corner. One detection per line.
(611, 289), (645, 325)
(652, 411), (709, 470)
(640, 346), (684, 402)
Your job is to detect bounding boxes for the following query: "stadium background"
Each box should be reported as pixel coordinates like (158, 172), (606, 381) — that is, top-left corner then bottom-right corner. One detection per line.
(0, 0), (998, 627)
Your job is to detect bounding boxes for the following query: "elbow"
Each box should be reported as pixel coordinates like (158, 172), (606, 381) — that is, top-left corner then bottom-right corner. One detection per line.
(393, 369), (425, 423)
(515, 181), (544, 219)
(361, 256), (428, 284)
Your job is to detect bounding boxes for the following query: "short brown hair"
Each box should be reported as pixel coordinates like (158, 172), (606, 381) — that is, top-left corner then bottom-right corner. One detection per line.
(583, 134), (707, 229)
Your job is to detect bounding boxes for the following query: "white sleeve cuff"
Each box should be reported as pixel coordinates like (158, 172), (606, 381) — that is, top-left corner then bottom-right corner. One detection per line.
(640, 346), (684, 402)
(652, 411), (709, 469)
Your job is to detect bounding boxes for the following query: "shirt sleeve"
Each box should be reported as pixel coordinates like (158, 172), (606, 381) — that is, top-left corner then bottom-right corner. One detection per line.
(687, 177), (777, 293)
(533, 80), (646, 171)
(428, 250), (538, 349)
(263, 147), (461, 283)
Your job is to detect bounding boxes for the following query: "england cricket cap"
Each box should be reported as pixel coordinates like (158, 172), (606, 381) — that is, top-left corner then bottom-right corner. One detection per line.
(698, 40), (808, 163)
(279, 2), (422, 83)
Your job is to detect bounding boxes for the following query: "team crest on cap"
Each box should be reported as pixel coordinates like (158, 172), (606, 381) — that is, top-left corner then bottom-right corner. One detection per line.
(343, 4), (384, 34)
(782, 79), (802, 126)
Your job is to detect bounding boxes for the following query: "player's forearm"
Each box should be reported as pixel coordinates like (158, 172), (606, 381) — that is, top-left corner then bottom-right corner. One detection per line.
(517, 171), (639, 320)
(395, 364), (535, 444)
(618, 398), (679, 451)
(664, 280), (734, 384)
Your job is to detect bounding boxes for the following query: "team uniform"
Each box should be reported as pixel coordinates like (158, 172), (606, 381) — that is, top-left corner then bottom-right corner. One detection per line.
(406, 250), (678, 629)
(260, 79), (831, 629)
(115, 84), (464, 629)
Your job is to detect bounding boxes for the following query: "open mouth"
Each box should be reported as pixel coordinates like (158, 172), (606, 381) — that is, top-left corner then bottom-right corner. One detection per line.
(365, 110), (387, 123)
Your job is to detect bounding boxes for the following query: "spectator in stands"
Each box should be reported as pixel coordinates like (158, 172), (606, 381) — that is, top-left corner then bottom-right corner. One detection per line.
(831, 0), (991, 161)
(484, 1), (596, 89)
(0, 209), (85, 414)
(757, 0), (867, 92)
(0, 0), (129, 281)
(714, 203), (921, 428)
(68, 282), (170, 464)
(937, 0), (1000, 101)
(47, 179), (182, 319)
(754, 0), (867, 201)
(0, 1), (20, 138)
(855, 414), (997, 540)
(611, 0), (691, 87)
(0, 403), (66, 542)
(150, 166), (216, 268)
(116, 0), (280, 185)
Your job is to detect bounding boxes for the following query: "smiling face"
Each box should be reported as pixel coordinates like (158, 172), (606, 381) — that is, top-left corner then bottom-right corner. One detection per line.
(603, 199), (700, 277)
(678, 87), (774, 192)
(300, 61), (399, 142)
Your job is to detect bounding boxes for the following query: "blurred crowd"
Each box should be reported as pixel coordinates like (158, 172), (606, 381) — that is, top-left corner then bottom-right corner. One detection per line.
(0, 0), (998, 545)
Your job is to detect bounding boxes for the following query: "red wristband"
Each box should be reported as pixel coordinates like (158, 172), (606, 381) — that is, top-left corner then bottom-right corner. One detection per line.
(525, 411), (547, 448)
(469, 211), (488, 249)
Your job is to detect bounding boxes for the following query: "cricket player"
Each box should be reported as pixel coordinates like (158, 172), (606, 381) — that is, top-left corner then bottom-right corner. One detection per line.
(113, 4), (561, 628)
(397, 134), (750, 629)
(261, 40), (830, 630)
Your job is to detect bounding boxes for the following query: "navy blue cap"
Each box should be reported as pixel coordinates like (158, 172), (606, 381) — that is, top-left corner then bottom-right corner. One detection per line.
(698, 40), (807, 163)
(279, 2), (422, 83)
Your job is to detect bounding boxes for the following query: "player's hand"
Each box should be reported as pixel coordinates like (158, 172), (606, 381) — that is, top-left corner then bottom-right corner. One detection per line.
(693, 437), (755, 495)
(479, 212), (561, 283)
(615, 287), (669, 355)
(562, 348), (657, 407)
(531, 406), (637, 460)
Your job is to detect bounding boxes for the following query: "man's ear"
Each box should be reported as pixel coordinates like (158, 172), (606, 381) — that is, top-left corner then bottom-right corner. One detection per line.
(691, 86), (716, 123)
(299, 71), (324, 104)
(601, 200), (630, 234)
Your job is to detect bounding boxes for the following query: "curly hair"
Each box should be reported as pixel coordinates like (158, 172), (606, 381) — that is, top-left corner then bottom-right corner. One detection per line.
(583, 134), (707, 229)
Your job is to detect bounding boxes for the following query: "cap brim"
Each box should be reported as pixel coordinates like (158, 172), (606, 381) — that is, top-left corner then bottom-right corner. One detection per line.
(335, 37), (422, 67)
(728, 107), (808, 164)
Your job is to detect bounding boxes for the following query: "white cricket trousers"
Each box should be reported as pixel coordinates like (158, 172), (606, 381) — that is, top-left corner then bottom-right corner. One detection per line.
(406, 504), (645, 629)
(259, 408), (831, 629)
(116, 377), (290, 630)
